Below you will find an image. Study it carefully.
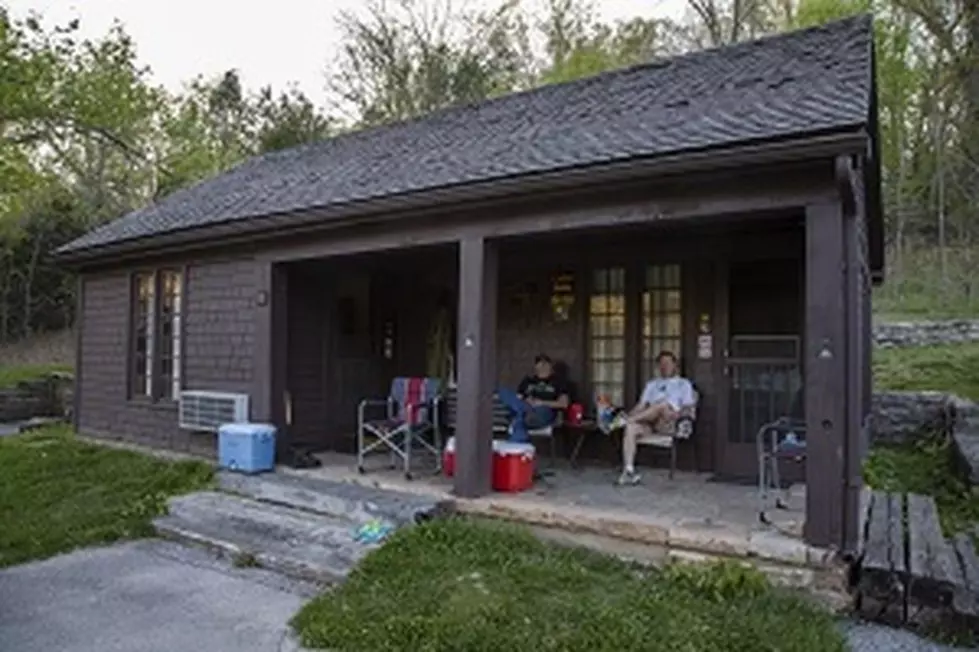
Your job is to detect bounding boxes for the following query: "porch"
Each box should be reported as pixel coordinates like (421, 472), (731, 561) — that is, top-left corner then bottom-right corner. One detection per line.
(252, 158), (872, 552)
(285, 451), (835, 574)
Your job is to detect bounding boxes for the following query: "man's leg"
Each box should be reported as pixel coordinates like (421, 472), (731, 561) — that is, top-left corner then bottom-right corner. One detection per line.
(618, 403), (670, 485)
(622, 421), (641, 474)
(496, 388), (530, 442)
(496, 388), (525, 414)
(525, 406), (555, 429)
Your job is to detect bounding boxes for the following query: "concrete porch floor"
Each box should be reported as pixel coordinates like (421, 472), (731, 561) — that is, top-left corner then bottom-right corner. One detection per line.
(284, 452), (838, 574)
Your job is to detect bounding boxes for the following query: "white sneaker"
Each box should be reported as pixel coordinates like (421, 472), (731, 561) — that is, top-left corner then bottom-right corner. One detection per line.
(616, 470), (641, 486)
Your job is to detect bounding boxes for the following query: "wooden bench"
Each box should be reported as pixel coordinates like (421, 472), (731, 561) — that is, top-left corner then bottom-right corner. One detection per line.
(435, 387), (561, 464)
(855, 489), (979, 622)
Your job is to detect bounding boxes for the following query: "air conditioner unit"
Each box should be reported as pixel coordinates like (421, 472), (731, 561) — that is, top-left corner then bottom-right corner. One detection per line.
(179, 390), (249, 432)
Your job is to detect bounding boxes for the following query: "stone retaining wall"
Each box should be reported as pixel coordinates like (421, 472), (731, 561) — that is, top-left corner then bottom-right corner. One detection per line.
(873, 319), (979, 348)
(870, 391), (955, 445)
(0, 373), (74, 423)
(868, 390), (979, 486)
(950, 397), (979, 485)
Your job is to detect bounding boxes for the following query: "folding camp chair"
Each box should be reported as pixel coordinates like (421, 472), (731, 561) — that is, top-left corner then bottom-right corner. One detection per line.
(357, 377), (442, 480)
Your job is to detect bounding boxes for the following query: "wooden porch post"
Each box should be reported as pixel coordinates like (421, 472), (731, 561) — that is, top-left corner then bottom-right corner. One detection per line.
(804, 201), (849, 549)
(253, 261), (289, 458)
(454, 234), (498, 498)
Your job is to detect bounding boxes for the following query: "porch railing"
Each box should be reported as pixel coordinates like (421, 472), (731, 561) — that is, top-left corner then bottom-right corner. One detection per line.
(727, 335), (802, 444)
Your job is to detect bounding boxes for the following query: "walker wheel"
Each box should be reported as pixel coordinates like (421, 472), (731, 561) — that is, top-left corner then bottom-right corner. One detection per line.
(357, 465), (366, 474)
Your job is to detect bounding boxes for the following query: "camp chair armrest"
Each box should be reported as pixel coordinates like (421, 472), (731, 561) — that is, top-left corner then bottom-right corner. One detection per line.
(358, 397), (395, 423)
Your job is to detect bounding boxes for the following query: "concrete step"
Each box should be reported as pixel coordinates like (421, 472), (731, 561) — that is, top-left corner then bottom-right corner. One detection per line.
(218, 470), (452, 526)
(154, 491), (377, 584)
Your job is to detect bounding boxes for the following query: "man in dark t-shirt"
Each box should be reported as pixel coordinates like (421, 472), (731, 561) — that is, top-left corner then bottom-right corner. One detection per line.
(497, 354), (570, 443)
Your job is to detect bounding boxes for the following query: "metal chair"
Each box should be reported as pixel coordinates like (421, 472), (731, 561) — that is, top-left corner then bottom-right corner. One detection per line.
(357, 377), (442, 480)
(756, 390), (807, 524)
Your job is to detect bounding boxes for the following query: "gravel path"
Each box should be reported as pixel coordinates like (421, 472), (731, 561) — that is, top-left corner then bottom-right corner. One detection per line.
(841, 620), (971, 651)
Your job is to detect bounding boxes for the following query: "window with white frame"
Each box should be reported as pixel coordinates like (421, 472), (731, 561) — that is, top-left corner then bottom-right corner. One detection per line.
(642, 264), (682, 380)
(131, 269), (183, 399)
(589, 267), (626, 406)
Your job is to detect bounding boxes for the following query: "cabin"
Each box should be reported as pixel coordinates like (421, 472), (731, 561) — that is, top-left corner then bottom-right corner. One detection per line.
(58, 15), (882, 552)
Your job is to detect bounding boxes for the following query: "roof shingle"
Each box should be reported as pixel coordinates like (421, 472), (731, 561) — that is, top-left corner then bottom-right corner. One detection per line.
(61, 15), (874, 254)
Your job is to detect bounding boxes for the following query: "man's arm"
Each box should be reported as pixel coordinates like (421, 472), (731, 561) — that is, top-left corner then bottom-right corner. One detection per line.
(680, 379), (696, 408)
(539, 392), (569, 410)
(629, 382), (652, 416)
(515, 376), (530, 399)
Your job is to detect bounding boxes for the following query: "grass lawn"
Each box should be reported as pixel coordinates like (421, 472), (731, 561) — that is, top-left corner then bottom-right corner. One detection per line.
(873, 341), (979, 402)
(292, 519), (845, 652)
(0, 426), (212, 568)
(0, 363), (72, 389)
(864, 434), (979, 538)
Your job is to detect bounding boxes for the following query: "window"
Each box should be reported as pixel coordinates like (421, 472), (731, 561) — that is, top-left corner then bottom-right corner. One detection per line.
(642, 264), (682, 380)
(589, 268), (626, 406)
(131, 269), (183, 399)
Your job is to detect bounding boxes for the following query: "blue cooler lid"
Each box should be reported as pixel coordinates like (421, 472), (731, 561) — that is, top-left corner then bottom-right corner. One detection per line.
(218, 423), (276, 437)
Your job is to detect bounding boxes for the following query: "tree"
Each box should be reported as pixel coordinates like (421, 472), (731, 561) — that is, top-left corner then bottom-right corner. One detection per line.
(254, 86), (334, 154)
(537, 0), (672, 84)
(328, 0), (531, 126)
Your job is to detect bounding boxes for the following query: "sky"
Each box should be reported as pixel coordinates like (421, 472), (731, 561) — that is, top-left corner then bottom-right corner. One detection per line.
(7, 0), (687, 105)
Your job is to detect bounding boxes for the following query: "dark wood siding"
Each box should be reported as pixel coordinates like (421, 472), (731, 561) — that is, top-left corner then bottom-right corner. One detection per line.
(77, 258), (259, 454)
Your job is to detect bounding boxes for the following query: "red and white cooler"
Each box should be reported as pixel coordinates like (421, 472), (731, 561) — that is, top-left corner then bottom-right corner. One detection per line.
(491, 441), (535, 492)
(442, 437), (536, 493)
(443, 436), (457, 477)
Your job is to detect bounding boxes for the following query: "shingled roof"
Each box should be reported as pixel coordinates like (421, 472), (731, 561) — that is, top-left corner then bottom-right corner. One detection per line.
(61, 14), (875, 255)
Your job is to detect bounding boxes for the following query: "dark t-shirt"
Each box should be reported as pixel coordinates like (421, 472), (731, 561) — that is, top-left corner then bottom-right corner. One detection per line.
(517, 374), (569, 403)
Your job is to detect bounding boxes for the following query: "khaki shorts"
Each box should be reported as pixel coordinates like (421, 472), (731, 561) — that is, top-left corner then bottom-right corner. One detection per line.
(633, 406), (678, 437)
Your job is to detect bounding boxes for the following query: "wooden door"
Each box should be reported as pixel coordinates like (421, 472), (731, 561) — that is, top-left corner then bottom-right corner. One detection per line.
(716, 258), (803, 479)
(331, 272), (386, 450)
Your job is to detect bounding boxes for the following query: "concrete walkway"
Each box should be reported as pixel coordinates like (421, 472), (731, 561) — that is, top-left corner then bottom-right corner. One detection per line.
(0, 540), (319, 652)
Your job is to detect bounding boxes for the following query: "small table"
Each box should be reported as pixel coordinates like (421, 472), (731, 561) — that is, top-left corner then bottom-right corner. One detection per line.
(565, 420), (604, 468)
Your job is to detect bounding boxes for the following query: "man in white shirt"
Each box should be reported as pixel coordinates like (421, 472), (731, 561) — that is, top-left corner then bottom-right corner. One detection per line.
(617, 350), (695, 485)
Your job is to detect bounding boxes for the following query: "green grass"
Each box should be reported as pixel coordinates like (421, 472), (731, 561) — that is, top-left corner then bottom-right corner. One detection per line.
(291, 518), (845, 652)
(0, 363), (72, 389)
(0, 426), (213, 568)
(872, 342), (979, 402)
(863, 435), (979, 538)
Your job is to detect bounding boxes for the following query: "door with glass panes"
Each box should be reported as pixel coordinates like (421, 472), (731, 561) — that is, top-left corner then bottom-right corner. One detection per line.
(587, 264), (683, 410)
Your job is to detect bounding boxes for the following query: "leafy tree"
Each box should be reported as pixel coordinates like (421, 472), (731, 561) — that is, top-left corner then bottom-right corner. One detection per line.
(328, 0), (531, 126)
(254, 86), (333, 153)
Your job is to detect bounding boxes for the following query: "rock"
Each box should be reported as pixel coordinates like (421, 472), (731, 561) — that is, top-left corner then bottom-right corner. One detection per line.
(873, 319), (979, 349)
(871, 391), (954, 446)
(950, 398), (979, 485)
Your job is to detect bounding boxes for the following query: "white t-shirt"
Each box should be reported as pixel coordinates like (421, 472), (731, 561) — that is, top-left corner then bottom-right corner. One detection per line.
(640, 376), (695, 412)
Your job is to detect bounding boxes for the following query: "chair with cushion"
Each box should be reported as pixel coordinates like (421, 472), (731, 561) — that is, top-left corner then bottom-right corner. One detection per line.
(435, 387), (562, 466)
(635, 385), (699, 479)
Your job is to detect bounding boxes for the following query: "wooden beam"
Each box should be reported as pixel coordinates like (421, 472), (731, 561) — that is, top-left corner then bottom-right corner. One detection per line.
(453, 234), (498, 498)
(843, 192), (863, 555)
(835, 156), (858, 218)
(804, 200), (848, 549)
(259, 167), (830, 264)
(252, 261), (289, 458)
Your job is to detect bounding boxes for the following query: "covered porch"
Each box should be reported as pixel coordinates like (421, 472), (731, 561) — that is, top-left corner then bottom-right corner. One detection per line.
(251, 155), (873, 552)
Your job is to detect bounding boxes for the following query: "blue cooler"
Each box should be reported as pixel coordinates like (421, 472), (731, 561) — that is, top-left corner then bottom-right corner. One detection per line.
(218, 423), (276, 473)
